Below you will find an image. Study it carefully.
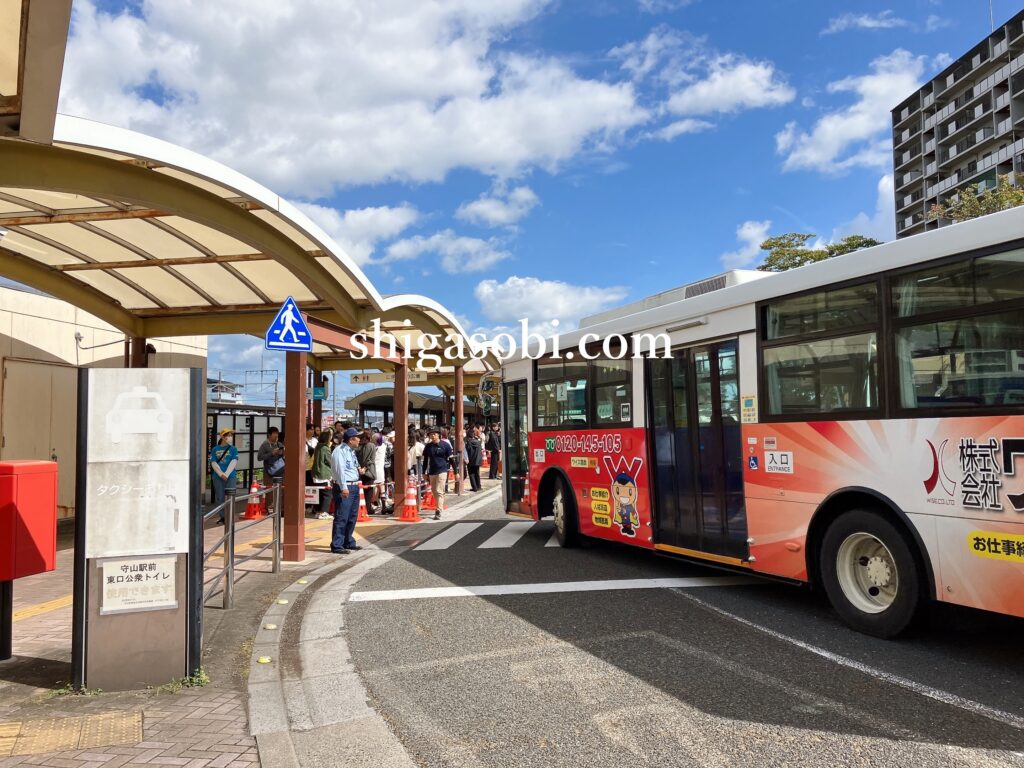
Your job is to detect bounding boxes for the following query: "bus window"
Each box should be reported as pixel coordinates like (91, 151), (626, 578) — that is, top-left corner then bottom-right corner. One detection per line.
(896, 308), (1024, 408)
(764, 282), (877, 340)
(763, 333), (878, 415)
(892, 248), (1024, 317)
(592, 359), (632, 426)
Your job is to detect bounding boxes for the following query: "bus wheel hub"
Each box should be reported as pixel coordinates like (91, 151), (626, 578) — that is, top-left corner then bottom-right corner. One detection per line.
(865, 556), (891, 587)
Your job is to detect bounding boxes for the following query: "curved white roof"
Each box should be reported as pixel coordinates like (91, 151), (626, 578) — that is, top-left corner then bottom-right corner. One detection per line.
(0, 113), (491, 369)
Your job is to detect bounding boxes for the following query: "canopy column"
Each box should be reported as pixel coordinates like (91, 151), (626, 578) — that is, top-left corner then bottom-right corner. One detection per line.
(393, 362), (408, 508)
(283, 351), (307, 562)
(129, 337), (148, 368)
(454, 365), (464, 496)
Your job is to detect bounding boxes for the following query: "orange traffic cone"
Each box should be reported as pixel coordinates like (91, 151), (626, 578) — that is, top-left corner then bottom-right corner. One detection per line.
(422, 480), (437, 511)
(522, 473), (530, 510)
(356, 484), (371, 523)
(399, 481), (420, 522)
(243, 480), (263, 520)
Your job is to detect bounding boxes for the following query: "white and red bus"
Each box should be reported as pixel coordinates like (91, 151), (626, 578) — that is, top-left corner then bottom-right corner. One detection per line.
(501, 207), (1024, 637)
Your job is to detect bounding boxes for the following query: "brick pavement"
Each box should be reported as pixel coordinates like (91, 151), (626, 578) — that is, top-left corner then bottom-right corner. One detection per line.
(0, 481), (500, 768)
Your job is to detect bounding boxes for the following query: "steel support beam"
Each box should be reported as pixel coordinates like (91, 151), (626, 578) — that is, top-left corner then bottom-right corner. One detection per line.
(393, 362), (408, 509)
(283, 352), (306, 562)
(454, 365), (464, 496)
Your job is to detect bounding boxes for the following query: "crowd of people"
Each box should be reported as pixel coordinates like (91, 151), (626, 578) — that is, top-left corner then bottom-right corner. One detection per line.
(208, 418), (503, 554)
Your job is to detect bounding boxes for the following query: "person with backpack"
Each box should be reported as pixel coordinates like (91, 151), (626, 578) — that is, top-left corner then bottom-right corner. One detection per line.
(258, 427), (285, 482)
(312, 429), (334, 519)
(357, 429), (377, 513)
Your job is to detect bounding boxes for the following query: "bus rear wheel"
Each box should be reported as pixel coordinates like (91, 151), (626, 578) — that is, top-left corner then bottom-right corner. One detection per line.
(820, 509), (923, 639)
(552, 477), (578, 548)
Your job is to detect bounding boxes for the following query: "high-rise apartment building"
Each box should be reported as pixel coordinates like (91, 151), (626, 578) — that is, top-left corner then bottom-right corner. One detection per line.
(893, 9), (1024, 238)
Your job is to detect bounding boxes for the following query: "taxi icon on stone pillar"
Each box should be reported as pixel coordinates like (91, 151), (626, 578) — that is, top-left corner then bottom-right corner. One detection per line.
(105, 386), (173, 444)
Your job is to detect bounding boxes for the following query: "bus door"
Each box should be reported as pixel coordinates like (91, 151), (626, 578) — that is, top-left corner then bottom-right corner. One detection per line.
(503, 380), (529, 513)
(647, 339), (748, 559)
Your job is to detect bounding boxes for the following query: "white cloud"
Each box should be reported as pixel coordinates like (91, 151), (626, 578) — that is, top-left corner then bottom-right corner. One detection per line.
(294, 203), (419, 265)
(61, 1), (648, 196)
(821, 10), (910, 35)
(665, 54), (795, 116)
(383, 230), (509, 273)
(637, 0), (697, 13)
(474, 275), (628, 329)
(610, 27), (701, 86)
(933, 52), (953, 70)
(720, 220), (771, 269)
(208, 336), (282, 373)
(645, 118), (714, 141)
(776, 49), (926, 174)
(925, 15), (952, 33)
(830, 174), (895, 243)
(456, 185), (540, 228)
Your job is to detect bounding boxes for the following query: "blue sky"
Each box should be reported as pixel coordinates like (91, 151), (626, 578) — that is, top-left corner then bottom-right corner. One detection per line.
(59, 0), (1017, 405)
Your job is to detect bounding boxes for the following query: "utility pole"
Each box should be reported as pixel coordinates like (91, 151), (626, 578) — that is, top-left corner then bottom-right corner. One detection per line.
(990, 0), (995, 32)
(332, 371), (337, 425)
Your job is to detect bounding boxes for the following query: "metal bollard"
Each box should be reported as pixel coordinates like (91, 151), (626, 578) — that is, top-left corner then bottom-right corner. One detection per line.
(224, 494), (235, 609)
(1, 580), (12, 661)
(272, 485), (281, 574)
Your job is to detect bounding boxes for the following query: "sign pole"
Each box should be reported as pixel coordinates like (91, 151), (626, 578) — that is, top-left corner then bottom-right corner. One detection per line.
(186, 369), (203, 676)
(71, 369), (89, 689)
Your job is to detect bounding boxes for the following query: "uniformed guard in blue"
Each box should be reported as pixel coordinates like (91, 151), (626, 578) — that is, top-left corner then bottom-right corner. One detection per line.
(331, 428), (363, 554)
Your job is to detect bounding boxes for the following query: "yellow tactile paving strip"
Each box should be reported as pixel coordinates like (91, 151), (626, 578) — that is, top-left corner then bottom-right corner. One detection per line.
(0, 712), (142, 756)
(11, 595), (74, 622)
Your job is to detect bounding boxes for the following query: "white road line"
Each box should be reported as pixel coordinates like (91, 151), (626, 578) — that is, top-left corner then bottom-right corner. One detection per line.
(349, 575), (756, 602)
(545, 531), (560, 547)
(673, 590), (1024, 733)
(413, 522), (484, 551)
(478, 522), (534, 549)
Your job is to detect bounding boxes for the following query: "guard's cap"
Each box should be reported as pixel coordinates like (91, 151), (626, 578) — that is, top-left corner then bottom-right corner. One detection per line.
(343, 427), (360, 440)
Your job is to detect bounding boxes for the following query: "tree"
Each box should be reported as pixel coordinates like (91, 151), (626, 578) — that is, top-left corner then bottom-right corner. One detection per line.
(756, 233), (882, 272)
(928, 173), (1024, 223)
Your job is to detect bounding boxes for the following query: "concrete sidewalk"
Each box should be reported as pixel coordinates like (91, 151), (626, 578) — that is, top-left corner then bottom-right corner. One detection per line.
(0, 480), (503, 767)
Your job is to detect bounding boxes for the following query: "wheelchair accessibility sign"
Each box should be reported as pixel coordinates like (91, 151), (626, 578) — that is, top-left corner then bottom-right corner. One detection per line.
(748, 455), (759, 471)
(265, 297), (313, 352)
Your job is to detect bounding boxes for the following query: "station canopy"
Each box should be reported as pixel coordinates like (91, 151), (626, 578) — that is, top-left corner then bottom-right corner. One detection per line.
(0, 114), (494, 372)
(345, 388), (481, 415)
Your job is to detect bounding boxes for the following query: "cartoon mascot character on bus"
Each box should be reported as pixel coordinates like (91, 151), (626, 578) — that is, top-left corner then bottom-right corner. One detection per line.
(602, 456), (643, 537)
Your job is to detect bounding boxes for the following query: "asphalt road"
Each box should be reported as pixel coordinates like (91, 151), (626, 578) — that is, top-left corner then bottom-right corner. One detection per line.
(345, 493), (1024, 767)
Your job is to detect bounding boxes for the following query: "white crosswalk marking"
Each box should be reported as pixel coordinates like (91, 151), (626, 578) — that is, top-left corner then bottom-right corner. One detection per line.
(414, 522), (483, 551)
(349, 576), (758, 602)
(545, 532), (560, 547)
(479, 522), (534, 549)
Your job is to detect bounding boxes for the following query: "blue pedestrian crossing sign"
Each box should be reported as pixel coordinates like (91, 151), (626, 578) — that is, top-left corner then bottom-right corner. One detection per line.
(265, 296), (313, 352)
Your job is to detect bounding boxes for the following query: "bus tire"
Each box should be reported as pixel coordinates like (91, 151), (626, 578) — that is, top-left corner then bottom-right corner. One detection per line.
(820, 509), (923, 639)
(552, 477), (578, 548)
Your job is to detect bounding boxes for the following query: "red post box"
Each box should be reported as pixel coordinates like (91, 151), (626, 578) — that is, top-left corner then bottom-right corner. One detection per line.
(0, 461), (58, 581)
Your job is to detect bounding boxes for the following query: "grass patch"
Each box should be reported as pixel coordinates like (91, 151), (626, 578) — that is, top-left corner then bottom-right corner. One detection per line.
(44, 681), (102, 699)
(154, 668), (211, 694)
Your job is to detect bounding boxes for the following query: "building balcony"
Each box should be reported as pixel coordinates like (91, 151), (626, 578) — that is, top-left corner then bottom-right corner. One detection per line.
(897, 170), (923, 189)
